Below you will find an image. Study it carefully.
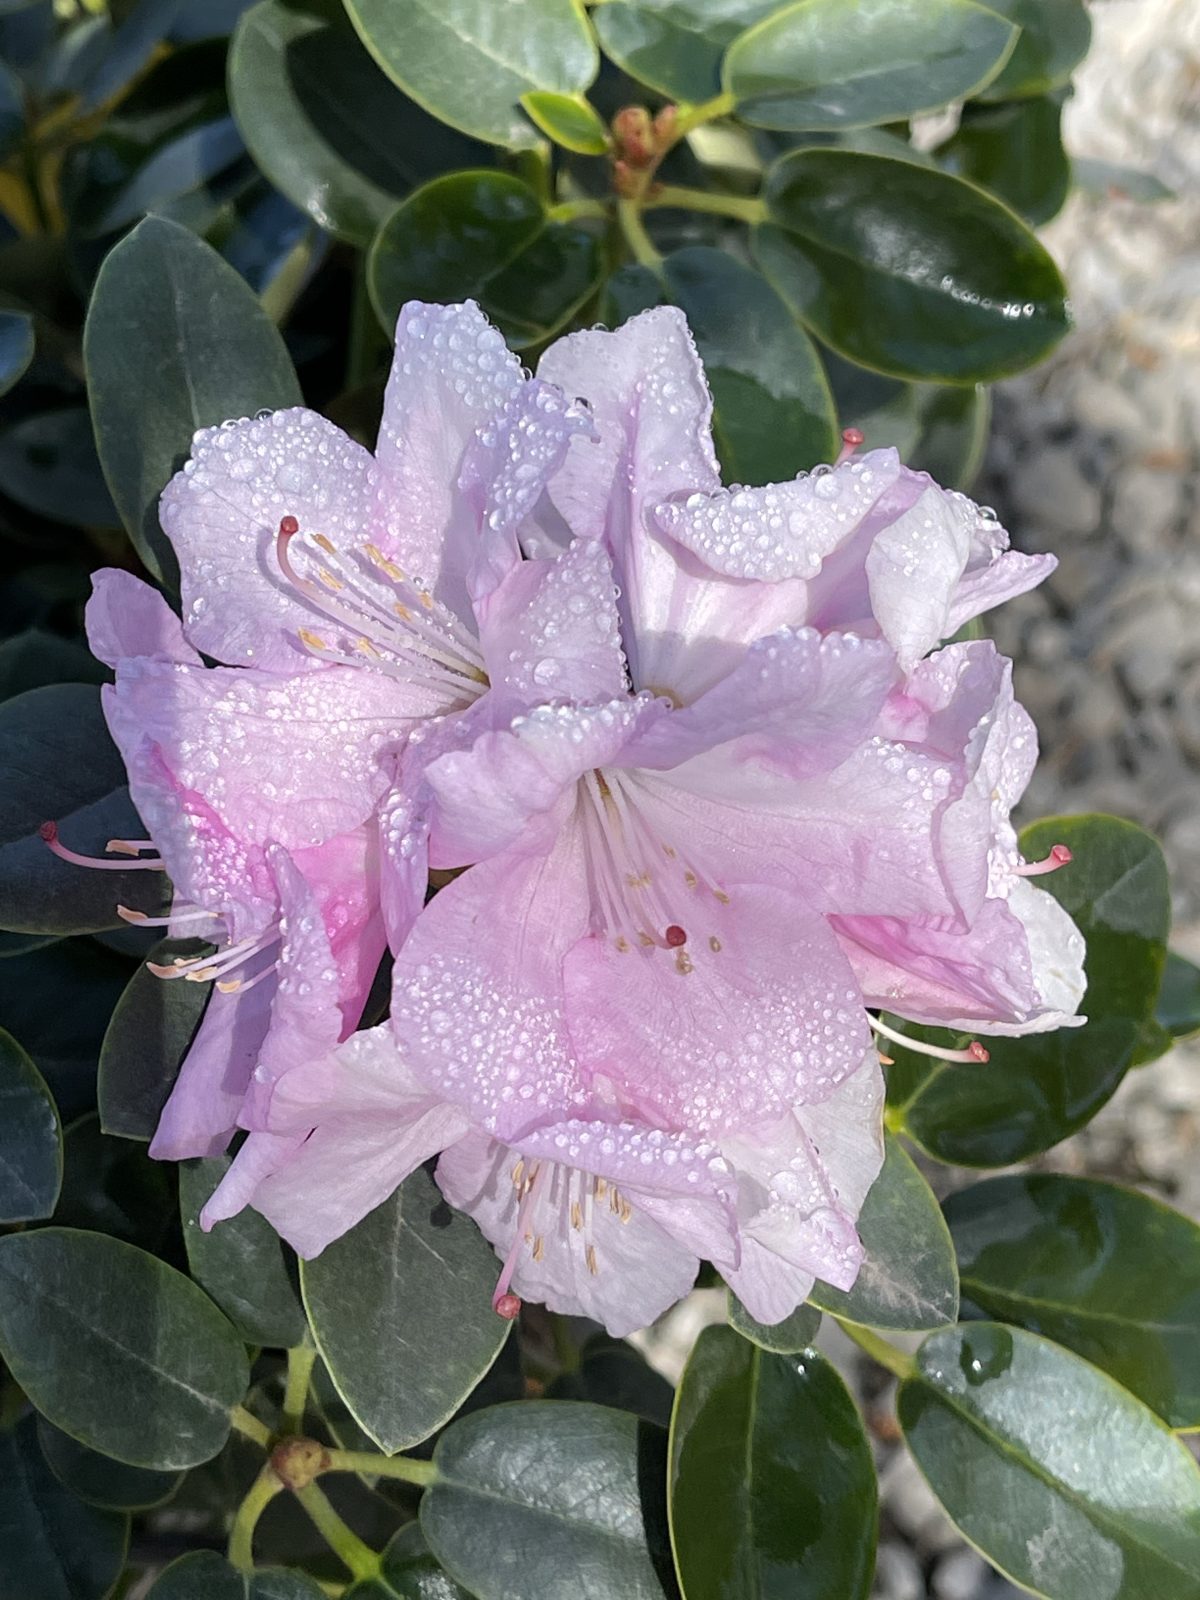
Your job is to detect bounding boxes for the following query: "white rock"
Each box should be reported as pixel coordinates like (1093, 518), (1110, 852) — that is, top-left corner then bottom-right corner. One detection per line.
(932, 1548), (990, 1600)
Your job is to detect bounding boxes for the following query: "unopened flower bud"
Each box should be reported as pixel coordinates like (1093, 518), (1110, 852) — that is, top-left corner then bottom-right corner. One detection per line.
(270, 1436), (329, 1491)
(612, 106), (655, 167)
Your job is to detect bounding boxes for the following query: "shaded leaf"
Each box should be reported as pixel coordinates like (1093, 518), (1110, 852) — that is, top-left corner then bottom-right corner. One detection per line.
(549, 1332), (675, 1426)
(84, 214), (301, 586)
(1154, 950), (1200, 1042)
(593, 0), (776, 102)
(146, 1550), (327, 1597)
(53, 1110), (173, 1249)
(345, 1524), (473, 1600)
(344, 0), (597, 149)
(670, 1325), (876, 1600)
(976, 0), (1091, 101)
(1073, 158), (1173, 204)
(938, 96), (1071, 226)
(725, 0), (1016, 131)
(0, 1024), (60, 1222)
(0, 408), (117, 526)
(727, 1294), (821, 1356)
(423, 1400), (677, 1600)
(301, 1166), (509, 1454)
(946, 1172), (1200, 1428)
(0, 1228), (250, 1469)
(37, 1415), (183, 1511)
(99, 939), (210, 1139)
(0, 306), (33, 396)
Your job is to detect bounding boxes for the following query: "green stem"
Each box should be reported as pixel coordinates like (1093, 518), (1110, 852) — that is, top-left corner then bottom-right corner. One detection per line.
(228, 1465), (283, 1571)
(324, 1448), (438, 1487)
(837, 1319), (916, 1380)
(295, 1483), (380, 1581)
(282, 1340), (317, 1436)
(231, 1404), (273, 1449)
(647, 184), (766, 224)
(671, 91), (737, 141)
(547, 198), (609, 224)
(616, 198), (664, 273)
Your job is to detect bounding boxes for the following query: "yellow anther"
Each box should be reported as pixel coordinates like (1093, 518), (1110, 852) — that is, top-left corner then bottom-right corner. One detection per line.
(570, 1202), (583, 1231)
(586, 1245), (599, 1276)
(299, 629), (328, 651)
(709, 935), (722, 953)
(314, 534), (336, 554)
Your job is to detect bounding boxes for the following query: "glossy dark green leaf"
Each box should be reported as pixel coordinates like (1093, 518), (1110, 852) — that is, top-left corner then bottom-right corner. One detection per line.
(344, 0), (597, 149)
(900, 1323), (1200, 1599)
(0, 685), (169, 936)
(756, 147), (1069, 382)
(0, 408), (116, 526)
(946, 1173), (1200, 1428)
(891, 816), (1170, 1166)
(0, 1228), (250, 1469)
(549, 1332), (676, 1426)
(670, 1325), (876, 1600)
(146, 1550), (328, 1598)
(938, 96), (1070, 225)
(976, 0), (1091, 101)
(0, 1414), (128, 1600)
(0, 1024), (61, 1222)
(423, 1400), (676, 1600)
(181, 1153), (306, 1347)
(521, 90), (609, 154)
(810, 1132), (958, 1330)
(301, 1166), (508, 1454)
(727, 1294), (821, 1355)
(98, 940), (209, 1139)
(0, 307), (33, 396)
(0, 630), (108, 701)
(725, 0), (1016, 131)
(1155, 951), (1200, 1042)
(63, 41), (244, 238)
(662, 245), (838, 479)
(593, 0), (776, 102)
(85, 214), (301, 586)
(1072, 159), (1174, 204)
(346, 1524), (473, 1600)
(0, 940), (130, 1122)
(369, 171), (601, 349)
(37, 1415), (183, 1511)
(230, 0), (489, 246)
(53, 1111), (173, 1249)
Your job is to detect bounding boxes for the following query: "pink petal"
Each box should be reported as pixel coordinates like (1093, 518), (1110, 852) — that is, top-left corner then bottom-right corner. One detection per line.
(102, 658), (421, 858)
(563, 886), (875, 1135)
(436, 1128), (712, 1338)
(390, 829), (593, 1142)
(622, 627), (895, 777)
(160, 407), (401, 670)
(213, 1026), (469, 1255)
(864, 484), (973, 669)
(474, 537), (627, 706)
(376, 301), (525, 623)
(199, 1131), (305, 1230)
(424, 696), (665, 868)
(86, 570), (199, 668)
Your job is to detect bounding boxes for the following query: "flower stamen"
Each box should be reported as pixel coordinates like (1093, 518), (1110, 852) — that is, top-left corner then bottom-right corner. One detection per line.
(1014, 843), (1072, 877)
(40, 821), (165, 871)
(869, 1014), (989, 1064)
(835, 427), (865, 467)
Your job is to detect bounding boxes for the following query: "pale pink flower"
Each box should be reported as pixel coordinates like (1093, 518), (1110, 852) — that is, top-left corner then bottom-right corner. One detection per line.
(67, 302), (600, 1157)
(207, 306), (1084, 1333)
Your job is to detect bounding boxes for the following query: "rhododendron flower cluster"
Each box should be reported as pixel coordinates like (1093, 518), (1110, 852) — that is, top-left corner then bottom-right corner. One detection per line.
(70, 301), (1085, 1337)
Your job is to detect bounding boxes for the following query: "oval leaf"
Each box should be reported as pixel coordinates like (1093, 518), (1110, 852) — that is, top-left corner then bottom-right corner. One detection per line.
(344, 0), (597, 149)
(54, 1112), (174, 1250)
(594, 0), (777, 102)
(301, 1166), (509, 1455)
(548, 1332), (676, 1426)
(345, 1524), (473, 1600)
(662, 245), (838, 479)
(670, 1324), (877, 1600)
(369, 170), (601, 349)
(84, 214), (301, 586)
(0, 1228), (250, 1469)
(938, 96), (1071, 226)
(0, 685), (169, 936)
(725, 0), (1016, 131)
(423, 1400), (675, 1600)
(1155, 950), (1200, 1042)
(230, 0), (489, 245)
(0, 1024), (61, 1223)
(756, 147), (1069, 382)
(181, 1153), (307, 1348)
(0, 307), (34, 398)
(977, 0), (1091, 101)
(945, 1173), (1200, 1428)
(810, 1131), (958, 1330)
(520, 90), (608, 154)
(900, 1323), (1200, 1599)
(147, 1550), (327, 1598)
(0, 407), (116, 525)
(892, 816), (1170, 1166)
(37, 1415), (183, 1511)
(0, 1414), (128, 1600)
(98, 939), (210, 1140)
(824, 351), (991, 488)
(727, 1294), (821, 1355)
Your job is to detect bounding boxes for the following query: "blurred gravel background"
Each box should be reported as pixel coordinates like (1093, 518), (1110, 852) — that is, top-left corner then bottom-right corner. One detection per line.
(641, 6), (1200, 1594)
